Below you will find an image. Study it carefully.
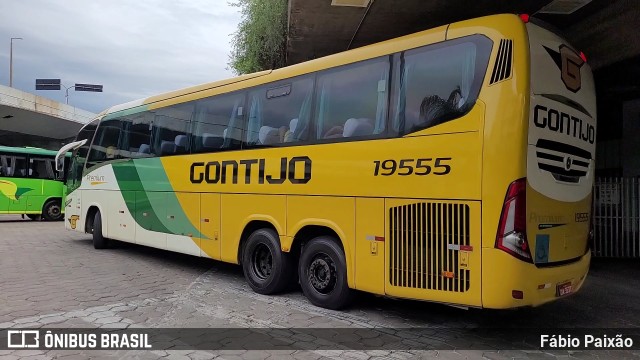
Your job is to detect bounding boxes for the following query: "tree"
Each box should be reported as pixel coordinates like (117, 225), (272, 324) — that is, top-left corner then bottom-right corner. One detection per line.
(229, 0), (288, 75)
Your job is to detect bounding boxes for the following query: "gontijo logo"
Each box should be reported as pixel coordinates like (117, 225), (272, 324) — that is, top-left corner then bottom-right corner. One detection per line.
(543, 44), (586, 93)
(68, 215), (80, 229)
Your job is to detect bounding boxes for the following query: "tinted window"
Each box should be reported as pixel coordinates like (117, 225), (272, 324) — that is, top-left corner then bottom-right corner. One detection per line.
(314, 58), (390, 140)
(191, 92), (245, 154)
(392, 35), (492, 134)
(0, 153), (27, 177)
(68, 119), (98, 189)
(87, 119), (123, 169)
(29, 157), (56, 179)
(76, 119), (99, 161)
(119, 112), (153, 159)
(152, 103), (193, 156)
(245, 76), (314, 146)
(0, 153), (8, 177)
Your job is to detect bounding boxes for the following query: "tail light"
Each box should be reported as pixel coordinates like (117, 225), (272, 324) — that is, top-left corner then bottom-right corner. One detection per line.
(580, 51), (587, 63)
(496, 178), (532, 262)
(519, 14), (530, 23)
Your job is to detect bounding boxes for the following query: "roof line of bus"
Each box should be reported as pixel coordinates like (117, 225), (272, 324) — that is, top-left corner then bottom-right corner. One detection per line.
(101, 13), (521, 117)
(0, 146), (71, 157)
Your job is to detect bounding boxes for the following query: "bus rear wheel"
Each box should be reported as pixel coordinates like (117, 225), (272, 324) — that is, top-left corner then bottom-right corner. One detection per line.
(242, 228), (293, 295)
(92, 211), (109, 249)
(299, 236), (353, 310)
(42, 199), (63, 221)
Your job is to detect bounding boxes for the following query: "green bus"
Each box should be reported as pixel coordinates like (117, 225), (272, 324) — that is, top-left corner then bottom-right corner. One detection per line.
(0, 146), (69, 221)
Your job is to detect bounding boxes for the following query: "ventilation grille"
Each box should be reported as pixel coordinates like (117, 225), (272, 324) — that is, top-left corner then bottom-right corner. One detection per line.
(389, 202), (470, 292)
(536, 138), (591, 183)
(490, 39), (513, 84)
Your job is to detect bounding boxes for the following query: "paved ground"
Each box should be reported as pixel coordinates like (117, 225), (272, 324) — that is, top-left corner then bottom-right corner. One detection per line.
(0, 215), (639, 359)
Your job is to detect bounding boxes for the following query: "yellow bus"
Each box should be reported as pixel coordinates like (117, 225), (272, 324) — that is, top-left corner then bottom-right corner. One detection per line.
(57, 14), (596, 310)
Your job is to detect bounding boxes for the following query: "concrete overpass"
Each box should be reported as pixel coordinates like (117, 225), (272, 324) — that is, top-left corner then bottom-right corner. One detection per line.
(286, 0), (639, 71)
(0, 84), (96, 150)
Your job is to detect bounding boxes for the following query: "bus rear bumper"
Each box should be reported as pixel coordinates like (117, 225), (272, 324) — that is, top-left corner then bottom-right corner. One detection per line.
(481, 248), (591, 309)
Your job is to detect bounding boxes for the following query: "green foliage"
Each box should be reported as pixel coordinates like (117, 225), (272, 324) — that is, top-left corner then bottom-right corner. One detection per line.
(229, 0), (288, 75)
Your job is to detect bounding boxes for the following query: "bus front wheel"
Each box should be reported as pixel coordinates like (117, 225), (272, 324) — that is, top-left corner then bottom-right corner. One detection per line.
(242, 228), (293, 295)
(92, 211), (109, 249)
(42, 199), (63, 221)
(299, 236), (353, 310)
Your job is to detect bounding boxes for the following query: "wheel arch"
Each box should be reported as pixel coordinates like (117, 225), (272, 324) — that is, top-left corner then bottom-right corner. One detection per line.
(289, 221), (353, 288)
(40, 196), (64, 221)
(84, 203), (105, 235)
(236, 217), (282, 265)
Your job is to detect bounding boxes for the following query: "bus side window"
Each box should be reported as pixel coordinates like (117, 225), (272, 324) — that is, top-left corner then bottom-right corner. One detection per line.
(191, 92), (245, 154)
(152, 103), (193, 157)
(120, 112), (152, 159)
(392, 35), (492, 135)
(1, 155), (27, 177)
(244, 75), (314, 147)
(0, 153), (9, 176)
(313, 57), (389, 141)
(29, 157), (55, 179)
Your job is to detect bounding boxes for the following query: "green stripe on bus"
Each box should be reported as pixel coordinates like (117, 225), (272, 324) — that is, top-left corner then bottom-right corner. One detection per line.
(112, 161), (171, 234)
(112, 159), (206, 239)
(133, 158), (205, 239)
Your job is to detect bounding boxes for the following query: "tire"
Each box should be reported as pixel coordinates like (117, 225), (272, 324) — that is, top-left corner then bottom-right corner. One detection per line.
(299, 236), (354, 310)
(26, 214), (41, 221)
(92, 211), (109, 249)
(242, 228), (293, 295)
(42, 199), (63, 221)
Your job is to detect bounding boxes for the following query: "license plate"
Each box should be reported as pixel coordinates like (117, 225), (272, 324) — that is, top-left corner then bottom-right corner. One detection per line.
(556, 282), (573, 297)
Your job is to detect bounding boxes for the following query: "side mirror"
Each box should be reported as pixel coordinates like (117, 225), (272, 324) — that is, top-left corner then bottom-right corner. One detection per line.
(55, 140), (87, 172)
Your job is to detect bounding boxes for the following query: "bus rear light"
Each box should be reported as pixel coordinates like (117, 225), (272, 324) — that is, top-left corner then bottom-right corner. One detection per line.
(519, 14), (530, 23)
(496, 178), (533, 262)
(512, 290), (524, 299)
(580, 51), (587, 63)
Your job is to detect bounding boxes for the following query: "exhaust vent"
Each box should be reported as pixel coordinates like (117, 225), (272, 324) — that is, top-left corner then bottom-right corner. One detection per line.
(389, 202), (470, 292)
(490, 39), (513, 85)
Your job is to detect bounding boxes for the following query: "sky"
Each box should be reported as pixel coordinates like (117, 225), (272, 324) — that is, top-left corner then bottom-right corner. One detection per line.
(0, 0), (242, 114)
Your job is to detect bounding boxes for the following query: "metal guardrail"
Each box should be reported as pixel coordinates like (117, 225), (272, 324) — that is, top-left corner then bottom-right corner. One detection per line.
(592, 177), (640, 258)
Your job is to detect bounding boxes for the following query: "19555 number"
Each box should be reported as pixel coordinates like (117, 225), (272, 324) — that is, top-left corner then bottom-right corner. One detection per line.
(373, 158), (452, 176)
